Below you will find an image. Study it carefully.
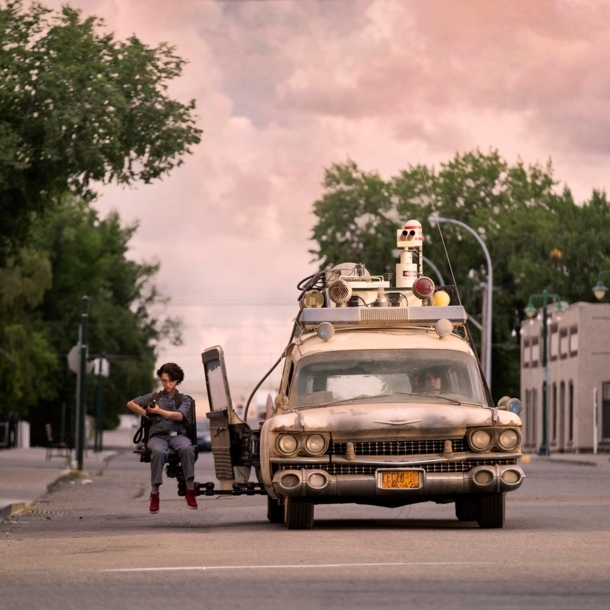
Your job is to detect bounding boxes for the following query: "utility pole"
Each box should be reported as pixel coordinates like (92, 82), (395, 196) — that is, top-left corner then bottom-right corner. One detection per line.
(94, 352), (109, 452)
(525, 290), (565, 457)
(76, 296), (89, 471)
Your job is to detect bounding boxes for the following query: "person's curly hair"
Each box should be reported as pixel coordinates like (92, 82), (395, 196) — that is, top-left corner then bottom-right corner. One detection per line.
(156, 362), (184, 384)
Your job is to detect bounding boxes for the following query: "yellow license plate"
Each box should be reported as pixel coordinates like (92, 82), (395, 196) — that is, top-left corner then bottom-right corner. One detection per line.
(380, 470), (420, 489)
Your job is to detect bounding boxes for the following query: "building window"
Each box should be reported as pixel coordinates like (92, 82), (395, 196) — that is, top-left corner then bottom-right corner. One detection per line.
(602, 382), (610, 442)
(532, 389), (537, 446)
(550, 330), (559, 361)
(551, 383), (557, 442)
(569, 327), (578, 356)
(532, 339), (540, 367)
(568, 381), (574, 443)
(559, 330), (569, 359)
(525, 389), (531, 443)
(560, 381), (565, 447)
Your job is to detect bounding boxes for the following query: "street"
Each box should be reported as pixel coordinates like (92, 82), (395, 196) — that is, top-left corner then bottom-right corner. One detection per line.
(1, 451), (609, 610)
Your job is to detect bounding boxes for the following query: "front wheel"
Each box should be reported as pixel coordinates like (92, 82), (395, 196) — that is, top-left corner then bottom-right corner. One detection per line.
(476, 492), (505, 529)
(455, 498), (477, 522)
(267, 496), (284, 524)
(284, 497), (314, 529)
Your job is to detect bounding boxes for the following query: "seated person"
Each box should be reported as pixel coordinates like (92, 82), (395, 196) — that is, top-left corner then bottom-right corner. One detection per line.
(127, 362), (197, 514)
(422, 369), (443, 394)
(411, 367), (445, 395)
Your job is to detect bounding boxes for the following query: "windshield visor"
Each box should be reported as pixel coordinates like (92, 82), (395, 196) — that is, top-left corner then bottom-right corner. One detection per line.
(293, 349), (485, 408)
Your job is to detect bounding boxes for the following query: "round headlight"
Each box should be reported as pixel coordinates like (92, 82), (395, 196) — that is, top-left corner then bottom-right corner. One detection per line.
(502, 469), (521, 484)
(469, 430), (493, 451)
(281, 473), (300, 488)
(307, 472), (327, 489)
(304, 434), (326, 455)
(277, 434), (298, 455)
(474, 470), (493, 485)
(498, 429), (520, 450)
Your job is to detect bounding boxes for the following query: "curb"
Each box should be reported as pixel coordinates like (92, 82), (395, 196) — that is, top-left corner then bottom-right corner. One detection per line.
(1, 472), (69, 520)
(529, 455), (608, 467)
(0, 502), (27, 519)
(539, 458), (599, 467)
(46, 472), (72, 492)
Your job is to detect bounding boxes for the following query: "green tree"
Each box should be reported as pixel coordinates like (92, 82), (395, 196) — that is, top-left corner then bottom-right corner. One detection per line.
(311, 150), (610, 400)
(0, 196), (182, 444)
(0, 0), (201, 256)
(0, 247), (57, 415)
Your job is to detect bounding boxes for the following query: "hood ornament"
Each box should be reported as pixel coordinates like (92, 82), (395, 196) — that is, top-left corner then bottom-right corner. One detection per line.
(374, 419), (422, 426)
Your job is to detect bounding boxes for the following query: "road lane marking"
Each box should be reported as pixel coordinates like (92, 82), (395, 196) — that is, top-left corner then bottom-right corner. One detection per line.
(101, 561), (490, 573)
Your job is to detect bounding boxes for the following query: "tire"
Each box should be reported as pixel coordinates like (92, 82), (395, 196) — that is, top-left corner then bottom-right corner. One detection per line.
(284, 497), (314, 530)
(455, 498), (477, 522)
(267, 496), (284, 524)
(476, 492), (505, 529)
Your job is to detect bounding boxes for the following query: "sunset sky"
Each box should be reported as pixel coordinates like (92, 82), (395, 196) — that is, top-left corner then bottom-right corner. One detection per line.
(42, 0), (610, 392)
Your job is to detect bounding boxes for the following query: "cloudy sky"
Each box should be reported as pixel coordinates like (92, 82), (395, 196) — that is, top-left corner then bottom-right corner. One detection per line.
(43, 0), (610, 392)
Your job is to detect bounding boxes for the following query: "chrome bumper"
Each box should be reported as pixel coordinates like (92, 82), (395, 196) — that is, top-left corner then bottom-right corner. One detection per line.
(272, 463), (525, 498)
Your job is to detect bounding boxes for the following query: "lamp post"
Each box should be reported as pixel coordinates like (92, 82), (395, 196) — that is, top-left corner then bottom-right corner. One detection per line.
(428, 215), (493, 391)
(592, 270), (610, 300)
(422, 256), (445, 286)
(524, 290), (565, 456)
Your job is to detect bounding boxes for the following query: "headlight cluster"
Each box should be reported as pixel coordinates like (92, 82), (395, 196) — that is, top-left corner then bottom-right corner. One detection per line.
(276, 433), (328, 457)
(467, 427), (521, 452)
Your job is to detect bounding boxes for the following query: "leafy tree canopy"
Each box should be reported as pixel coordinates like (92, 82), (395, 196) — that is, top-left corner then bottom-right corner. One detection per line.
(0, 196), (181, 444)
(311, 150), (610, 399)
(0, 0), (201, 256)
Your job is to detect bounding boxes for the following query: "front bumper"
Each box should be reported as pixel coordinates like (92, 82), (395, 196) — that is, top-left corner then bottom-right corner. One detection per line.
(272, 462), (525, 498)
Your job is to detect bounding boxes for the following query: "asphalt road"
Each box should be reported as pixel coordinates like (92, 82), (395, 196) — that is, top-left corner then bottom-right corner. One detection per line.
(1, 451), (609, 610)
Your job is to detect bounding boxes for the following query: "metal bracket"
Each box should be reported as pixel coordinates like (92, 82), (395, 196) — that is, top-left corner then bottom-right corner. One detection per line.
(194, 481), (267, 496)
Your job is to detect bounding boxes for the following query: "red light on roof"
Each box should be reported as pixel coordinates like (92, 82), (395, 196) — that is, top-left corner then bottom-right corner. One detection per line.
(412, 276), (435, 300)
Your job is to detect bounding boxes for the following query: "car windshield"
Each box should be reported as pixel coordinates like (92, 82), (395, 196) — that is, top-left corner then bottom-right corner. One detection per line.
(292, 349), (485, 408)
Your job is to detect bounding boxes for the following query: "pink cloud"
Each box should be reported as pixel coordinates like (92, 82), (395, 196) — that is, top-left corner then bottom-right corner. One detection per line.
(32, 0), (610, 387)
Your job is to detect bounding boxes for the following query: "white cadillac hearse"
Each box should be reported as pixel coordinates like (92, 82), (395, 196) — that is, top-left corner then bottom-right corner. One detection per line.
(199, 220), (524, 529)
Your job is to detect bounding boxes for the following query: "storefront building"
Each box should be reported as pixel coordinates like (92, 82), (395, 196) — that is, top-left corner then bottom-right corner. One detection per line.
(520, 302), (610, 454)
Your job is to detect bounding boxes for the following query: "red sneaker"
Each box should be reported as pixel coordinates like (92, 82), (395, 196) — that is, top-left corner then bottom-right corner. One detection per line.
(185, 488), (198, 510)
(149, 492), (160, 514)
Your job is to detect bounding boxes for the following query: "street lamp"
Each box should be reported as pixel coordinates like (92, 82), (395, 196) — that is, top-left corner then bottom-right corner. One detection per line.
(524, 290), (565, 456)
(592, 270), (610, 300)
(428, 215), (493, 391)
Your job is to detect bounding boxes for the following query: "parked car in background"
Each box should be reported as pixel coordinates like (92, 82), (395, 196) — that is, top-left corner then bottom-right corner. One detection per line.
(196, 419), (211, 452)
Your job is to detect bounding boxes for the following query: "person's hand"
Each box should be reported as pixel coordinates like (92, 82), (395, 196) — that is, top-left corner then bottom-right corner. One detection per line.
(147, 403), (161, 416)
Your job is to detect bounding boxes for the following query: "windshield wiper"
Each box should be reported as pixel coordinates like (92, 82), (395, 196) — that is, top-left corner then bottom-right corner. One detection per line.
(392, 391), (462, 405)
(297, 392), (392, 409)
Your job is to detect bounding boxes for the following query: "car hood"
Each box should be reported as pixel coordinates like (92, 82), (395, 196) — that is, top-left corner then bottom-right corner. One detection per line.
(266, 401), (521, 435)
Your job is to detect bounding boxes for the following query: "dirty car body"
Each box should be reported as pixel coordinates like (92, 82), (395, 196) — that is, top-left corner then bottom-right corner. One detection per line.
(200, 220), (524, 529)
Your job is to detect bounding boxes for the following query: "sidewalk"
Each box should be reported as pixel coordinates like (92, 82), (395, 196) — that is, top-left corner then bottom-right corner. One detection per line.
(524, 452), (610, 468)
(0, 447), (117, 519)
(0, 421), (143, 519)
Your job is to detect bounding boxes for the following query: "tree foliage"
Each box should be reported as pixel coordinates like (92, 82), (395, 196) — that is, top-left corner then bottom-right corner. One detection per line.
(0, 196), (182, 444)
(311, 150), (610, 400)
(0, 0), (202, 256)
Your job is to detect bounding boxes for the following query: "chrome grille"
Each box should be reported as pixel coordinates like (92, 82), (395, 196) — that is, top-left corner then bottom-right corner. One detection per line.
(281, 458), (517, 476)
(328, 438), (467, 456)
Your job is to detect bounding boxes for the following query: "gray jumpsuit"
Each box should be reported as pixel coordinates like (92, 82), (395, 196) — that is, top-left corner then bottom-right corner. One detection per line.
(132, 391), (195, 487)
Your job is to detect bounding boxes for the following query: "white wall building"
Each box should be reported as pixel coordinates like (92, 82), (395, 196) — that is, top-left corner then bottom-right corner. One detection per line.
(520, 302), (610, 454)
